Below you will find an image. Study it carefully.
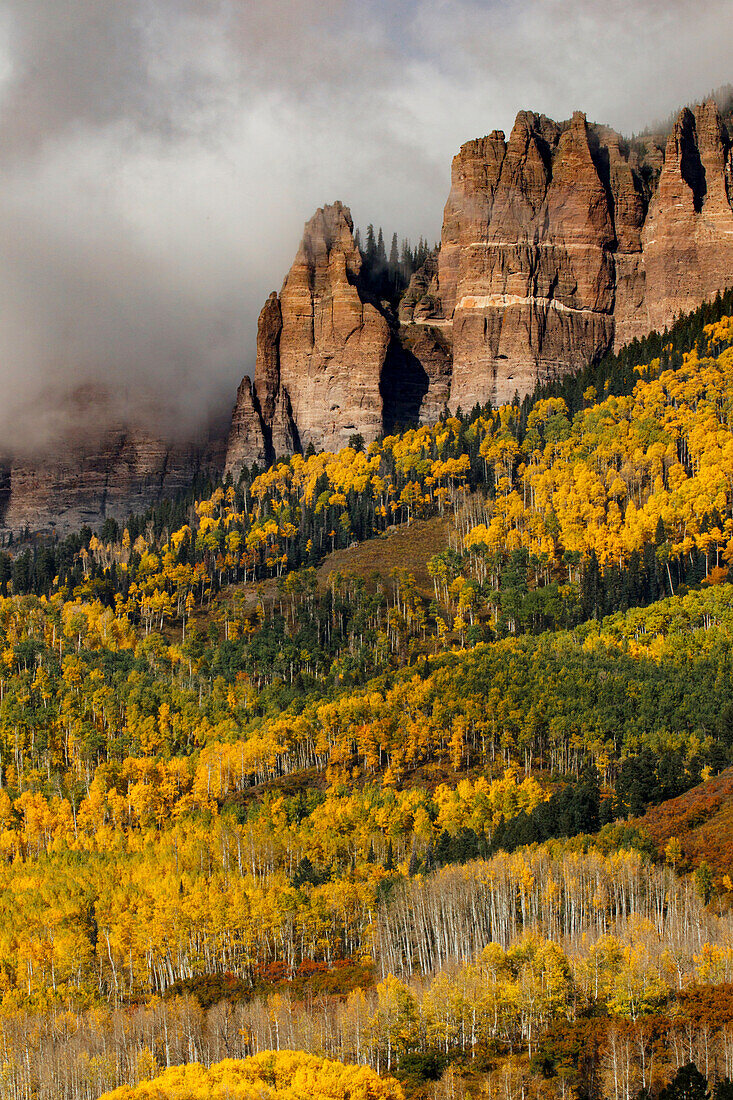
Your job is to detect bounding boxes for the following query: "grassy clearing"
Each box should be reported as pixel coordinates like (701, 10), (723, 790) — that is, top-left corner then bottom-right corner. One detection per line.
(316, 515), (451, 600)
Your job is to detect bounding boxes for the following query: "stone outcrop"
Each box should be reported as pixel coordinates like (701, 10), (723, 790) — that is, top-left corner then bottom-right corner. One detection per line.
(598, 127), (649, 348)
(446, 110), (618, 409)
(225, 206), (459, 482)
(642, 102), (733, 332)
(225, 202), (393, 480)
(277, 203), (391, 453)
(444, 99), (733, 409)
(253, 292), (283, 427)
(226, 98), (733, 473)
(223, 377), (267, 478)
(2, 425), (225, 536)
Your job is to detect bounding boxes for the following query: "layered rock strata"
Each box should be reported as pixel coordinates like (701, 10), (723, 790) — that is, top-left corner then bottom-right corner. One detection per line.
(2, 426), (225, 536)
(445, 111), (619, 409)
(642, 101), (733, 332)
(444, 99), (733, 409)
(225, 204), (461, 479)
(276, 204), (391, 453)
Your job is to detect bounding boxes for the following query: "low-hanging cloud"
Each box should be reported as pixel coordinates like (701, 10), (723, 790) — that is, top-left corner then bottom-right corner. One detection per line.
(0, 0), (731, 453)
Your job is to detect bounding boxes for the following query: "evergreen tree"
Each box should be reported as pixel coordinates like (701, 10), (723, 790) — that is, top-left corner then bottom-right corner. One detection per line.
(661, 1065), (709, 1100)
(292, 856), (320, 888)
(365, 224), (376, 264)
(400, 238), (412, 280)
(376, 227), (386, 266)
(389, 232), (399, 269)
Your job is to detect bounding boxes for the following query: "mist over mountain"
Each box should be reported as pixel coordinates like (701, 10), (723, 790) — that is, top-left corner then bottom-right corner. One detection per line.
(0, 0), (731, 454)
(5, 9), (733, 1097)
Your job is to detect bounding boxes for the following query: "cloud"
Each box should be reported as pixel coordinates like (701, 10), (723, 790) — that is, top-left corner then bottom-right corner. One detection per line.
(0, 0), (730, 452)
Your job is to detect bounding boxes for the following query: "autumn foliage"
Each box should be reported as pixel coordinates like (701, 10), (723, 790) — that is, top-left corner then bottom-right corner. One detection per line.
(2, 307), (733, 1099)
(100, 1052), (404, 1100)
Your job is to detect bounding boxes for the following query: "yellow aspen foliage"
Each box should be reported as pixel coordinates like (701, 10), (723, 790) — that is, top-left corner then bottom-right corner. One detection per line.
(100, 1052), (404, 1100)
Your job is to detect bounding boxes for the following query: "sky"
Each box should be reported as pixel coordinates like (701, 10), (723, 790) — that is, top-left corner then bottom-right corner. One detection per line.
(0, 0), (731, 452)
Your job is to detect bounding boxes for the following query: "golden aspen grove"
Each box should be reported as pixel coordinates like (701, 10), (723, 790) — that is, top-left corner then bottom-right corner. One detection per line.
(98, 1052), (404, 1100)
(3, 297), (733, 1099)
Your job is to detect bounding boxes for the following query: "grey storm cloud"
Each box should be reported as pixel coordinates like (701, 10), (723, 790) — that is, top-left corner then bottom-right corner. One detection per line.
(0, 0), (731, 452)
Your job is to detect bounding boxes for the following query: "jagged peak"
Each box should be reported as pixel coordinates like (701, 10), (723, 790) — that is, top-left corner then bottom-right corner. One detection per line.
(298, 201), (356, 265)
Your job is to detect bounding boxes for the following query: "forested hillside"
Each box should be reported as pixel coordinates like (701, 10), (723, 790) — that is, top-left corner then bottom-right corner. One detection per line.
(3, 298), (733, 1100)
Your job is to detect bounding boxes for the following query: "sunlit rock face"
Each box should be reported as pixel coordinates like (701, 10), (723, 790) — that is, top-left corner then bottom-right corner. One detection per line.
(444, 100), (733, 410)
(224, 202), (393, 481)
(227, 98), (733, 480)
(641, 101), (733, 334)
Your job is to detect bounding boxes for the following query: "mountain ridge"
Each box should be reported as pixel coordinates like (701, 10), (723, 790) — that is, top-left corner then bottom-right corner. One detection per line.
(224, 96), (733, 479)
(2, 94), (733, 532)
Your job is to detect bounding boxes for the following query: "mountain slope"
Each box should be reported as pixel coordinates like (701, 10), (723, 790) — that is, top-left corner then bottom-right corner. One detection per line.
(635, 766), (733, 873)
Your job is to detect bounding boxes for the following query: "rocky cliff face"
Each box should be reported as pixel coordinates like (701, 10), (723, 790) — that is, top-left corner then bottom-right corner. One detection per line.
(226, 98), (733, 476)
(277, 203), (391, 453)
(444, 99), (733, 409)
(642, 101), (733, 333)
(444, 110), (621, 409)
(224, 204), (459, 482)
(225, 203), (392, 478)
(10, 97), (730, 533)
(225, 204), (394, 478)
(223, 378), (267, 478)
(1, 422), (225, 537)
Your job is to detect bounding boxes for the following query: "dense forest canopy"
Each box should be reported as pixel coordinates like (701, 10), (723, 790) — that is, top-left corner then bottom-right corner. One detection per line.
(3, 296), (733, 1100)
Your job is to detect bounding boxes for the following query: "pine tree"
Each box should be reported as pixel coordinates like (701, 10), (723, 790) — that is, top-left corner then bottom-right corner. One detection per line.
(365, 224), (376, 264)
(377, 227), (387, 266)
(400, 239), (412, 280)
(661, 1065), (710, 1100)
(389, 232), (400, 292)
